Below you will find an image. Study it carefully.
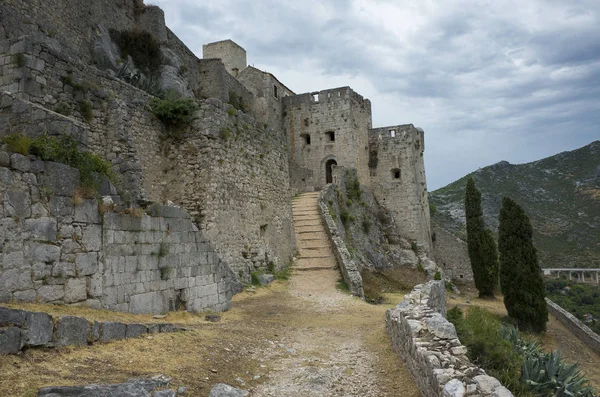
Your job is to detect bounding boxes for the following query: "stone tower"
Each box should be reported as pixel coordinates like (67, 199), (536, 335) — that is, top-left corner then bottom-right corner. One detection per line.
(203, 39), (247, 77)
(282, 87), (372, 192)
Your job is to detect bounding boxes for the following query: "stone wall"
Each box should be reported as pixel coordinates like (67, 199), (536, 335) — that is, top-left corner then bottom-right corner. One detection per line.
(0, 306), (184, 355)
(386, 281), (513, 397)
(546, 298), (600, 355)
(194, 58), (254, 107)
(238, 66), (294, 132)
(432, 222), (473, 282)
(318, 183), (364, 298)
(0, 152), (234, 313)
(158, 98), (295, 280)
(0, 31), (295, 281)
(369, 125), (432, 252)
(202, 40), (247, 77)
(283, 87), (372, 191)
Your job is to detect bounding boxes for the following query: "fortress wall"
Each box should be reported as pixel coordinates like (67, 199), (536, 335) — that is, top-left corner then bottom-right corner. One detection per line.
(238, 66), (294, 134)
(0, 0), (165, 61)
(0, 151), (233, 313)
(369, 125), (432, 252)
(546, 298), (600, 355)
(158, 98), (295, 279)
(432, 222), (473, 282)
(283, 87), (372, 191)
(1, 34), (294, 281)
(387, 281), (514, 397)
(194, 59), (254, 107)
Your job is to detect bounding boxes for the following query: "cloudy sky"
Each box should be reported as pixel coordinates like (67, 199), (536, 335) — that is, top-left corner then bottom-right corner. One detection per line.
(154, 0), (599, 190)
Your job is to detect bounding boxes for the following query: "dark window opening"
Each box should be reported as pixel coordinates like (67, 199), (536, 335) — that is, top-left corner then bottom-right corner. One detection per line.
(326, 131), (335, 142)
(325, 159), (337, 184)
(392, 168), (401, 179)
(459, 274), (464, 279)
(304, 118), (309, 126)
(301, 133), (311, 145)
(260, 224), (268, 237)
(273, 84), (278, 98)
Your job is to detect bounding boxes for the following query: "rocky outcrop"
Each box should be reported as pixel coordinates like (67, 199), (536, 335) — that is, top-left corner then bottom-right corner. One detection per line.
(386, 281), (513, 397)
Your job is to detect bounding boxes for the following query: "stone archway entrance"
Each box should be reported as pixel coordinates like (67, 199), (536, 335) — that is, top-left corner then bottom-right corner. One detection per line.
(325, 159), (337, 184)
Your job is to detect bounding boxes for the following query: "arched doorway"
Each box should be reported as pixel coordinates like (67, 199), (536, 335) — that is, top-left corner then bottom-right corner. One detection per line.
(325, 159), (337, 184)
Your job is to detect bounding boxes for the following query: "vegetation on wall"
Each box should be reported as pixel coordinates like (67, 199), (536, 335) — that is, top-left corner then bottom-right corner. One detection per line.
(465, 177), (499, 297)
(498, 196), (548, 333)
(448, 306), (595, 397)
(1, 133), (114, 190)
(109, 29), (162, 73)
(150, 95), (198, 128)
(228, 91), (247, 112)
(546, 279), (600, 335)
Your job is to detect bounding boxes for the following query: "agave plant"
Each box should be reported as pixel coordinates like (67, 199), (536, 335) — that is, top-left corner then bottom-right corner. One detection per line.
(521, 349), (595, 397)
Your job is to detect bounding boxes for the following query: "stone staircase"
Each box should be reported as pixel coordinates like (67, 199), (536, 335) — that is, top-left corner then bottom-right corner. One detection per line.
(292, 192), (337, 271)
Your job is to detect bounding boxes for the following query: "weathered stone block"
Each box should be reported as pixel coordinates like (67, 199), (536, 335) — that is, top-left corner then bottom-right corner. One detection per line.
(147, 204), (190, 219)
(0, 268), (33, 292)
(0, 151), (9, 167)
(49, 196), (74, 217)
(9, 153), (30, 172)
(31, 243), (61, 262)
(101, 322), (126, 342)
(209, 383), (249, 397)
(13, 289), (36, 302)
(6, 189), (31, 218)
(74, 199), (101, 224)
(91, 321), (101, 342)
(81, 225), (102, 251)
(76, 252), (98, 276)
(2, 251), (24, 269)
(39, 162), (79, 197)
(37, 284), (64, 302)
(129, 291), (168, 315)
(23, 311), (53, 346)
(25, 217), (57, 242)
(55, 316), (90, 346)
(147, 324), (160, 334)
(0, 327), (22, 354)
(126, 323), (147, 339)
(0, 306), (27, 326)
(64, 278), (87, 303)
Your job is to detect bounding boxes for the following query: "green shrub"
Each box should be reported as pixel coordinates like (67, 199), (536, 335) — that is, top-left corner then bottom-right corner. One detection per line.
(220, 127), (231, 141)
(228, 91), (246, 112)
(434, 270), (441, 280)
(227, 107), (237, 116)
(346, 199), (353, 206)
(411, 241), (419, 253)
(346, 176), (362, 200)
(28, 134), (114, 189)
(429, 203), (437, 216)
(251, 270), (262, 286)
(362, 218), (370, 233)
(1, 133), (32, 155)
(340, 209), (350, 226)
(53, 102), (71, 116)
(150, 95), (198, 127)
(79, 100), (93, 123)
(336, 278), (349, 292)
(109, 29), (162, 72)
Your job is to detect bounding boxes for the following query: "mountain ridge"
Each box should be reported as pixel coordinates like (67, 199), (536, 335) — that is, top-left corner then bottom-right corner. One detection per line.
(430, 140), (600, 269)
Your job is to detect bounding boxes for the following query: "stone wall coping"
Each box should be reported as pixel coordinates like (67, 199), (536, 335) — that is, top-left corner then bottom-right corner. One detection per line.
(317, 184), (364, 298)
(546, 298), (600, 355)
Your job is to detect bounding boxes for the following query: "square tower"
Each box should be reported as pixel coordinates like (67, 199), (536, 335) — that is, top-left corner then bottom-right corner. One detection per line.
(202, 39), (247, 77)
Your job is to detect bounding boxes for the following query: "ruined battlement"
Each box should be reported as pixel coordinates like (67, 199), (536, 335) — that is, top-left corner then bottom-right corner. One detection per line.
(370, 124), (425, 152)
(282, 86), (371, 109)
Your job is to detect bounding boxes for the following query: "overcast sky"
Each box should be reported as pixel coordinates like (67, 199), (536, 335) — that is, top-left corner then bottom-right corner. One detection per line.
(154, 0), (599, 190)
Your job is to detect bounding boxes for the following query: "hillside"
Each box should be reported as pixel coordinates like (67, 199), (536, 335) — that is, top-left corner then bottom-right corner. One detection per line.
(430, 141), (600, 269)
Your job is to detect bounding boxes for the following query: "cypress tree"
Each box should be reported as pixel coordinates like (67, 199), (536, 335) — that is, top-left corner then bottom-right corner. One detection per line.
(465, 177), (499, 297)
(498, 196), (547, 332)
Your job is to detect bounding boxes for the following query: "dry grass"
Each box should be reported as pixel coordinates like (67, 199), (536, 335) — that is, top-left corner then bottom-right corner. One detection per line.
(361, 266), (428, 303)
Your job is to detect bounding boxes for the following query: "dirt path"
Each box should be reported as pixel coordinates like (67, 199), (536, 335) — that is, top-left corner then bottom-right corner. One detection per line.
(0, 193), (419, 396)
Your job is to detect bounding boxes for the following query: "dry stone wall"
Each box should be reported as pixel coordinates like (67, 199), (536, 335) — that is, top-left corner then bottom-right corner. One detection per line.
(0, 153), (234, 313)
(386, 281), (513, 397)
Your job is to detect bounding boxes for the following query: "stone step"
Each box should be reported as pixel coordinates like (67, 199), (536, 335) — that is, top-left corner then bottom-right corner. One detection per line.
(293, 215), (321, 220)
(293, 266), (336, 271)
(294, 221), (322, 228)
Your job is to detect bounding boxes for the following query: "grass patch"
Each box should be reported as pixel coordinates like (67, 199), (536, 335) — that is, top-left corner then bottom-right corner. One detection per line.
(109, 29), (162, 72)
(151, 95), (198, 128)
(79, 100), (93, 123)
(220, 127), (231, 141)
(1, 133), (32, 155)
(336, 278), (349, 292)
(361, 267), (428, 304)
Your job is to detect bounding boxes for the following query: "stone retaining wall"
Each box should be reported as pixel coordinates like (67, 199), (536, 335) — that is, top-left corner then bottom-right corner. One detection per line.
(0, 306), (184, 355)
(386, 281), (513, 397)
(318, 184), (364, 298)
(0, 153), (234, 313)
(546, 298), (600, 355)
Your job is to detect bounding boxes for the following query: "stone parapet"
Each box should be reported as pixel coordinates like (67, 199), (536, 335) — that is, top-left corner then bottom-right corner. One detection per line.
(0, 306), (185, 355)
(318, 184), (364, 298)
(546, 298), (600, 355)
(386, 281), (513, 397)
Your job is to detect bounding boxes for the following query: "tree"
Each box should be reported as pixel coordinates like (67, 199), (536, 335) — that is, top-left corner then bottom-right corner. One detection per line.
(465, 177), (499, 297)
(498, 196), (547, 332)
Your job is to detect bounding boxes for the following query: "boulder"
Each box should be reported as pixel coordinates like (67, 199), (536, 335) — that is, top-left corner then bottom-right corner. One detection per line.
(54, 316), (90, 346)
(443, 379), (466, 397)
(101, 322), (126, 342)
(23, 311), (53, 346)
(0, 306), (27, 327)
(0, 326), (21, 354)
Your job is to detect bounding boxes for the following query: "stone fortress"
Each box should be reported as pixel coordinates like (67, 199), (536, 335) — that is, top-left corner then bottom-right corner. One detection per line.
(0, 0), (439, 314)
